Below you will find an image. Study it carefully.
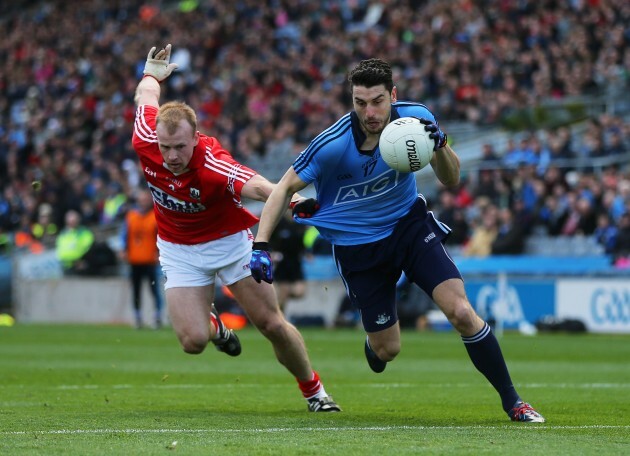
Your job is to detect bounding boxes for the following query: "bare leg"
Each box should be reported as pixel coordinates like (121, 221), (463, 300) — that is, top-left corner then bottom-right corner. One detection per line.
(228, 276), (313, 381)
(366, 322), (401, 362)
(166, 285), (215, 354)
(431, 278), (484, 336)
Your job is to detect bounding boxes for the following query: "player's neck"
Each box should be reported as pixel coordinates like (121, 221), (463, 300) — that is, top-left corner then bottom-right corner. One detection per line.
(360, 135), (379, 151)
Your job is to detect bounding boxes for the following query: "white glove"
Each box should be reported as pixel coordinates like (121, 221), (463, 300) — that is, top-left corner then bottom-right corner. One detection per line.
(143, 44), (179, 82)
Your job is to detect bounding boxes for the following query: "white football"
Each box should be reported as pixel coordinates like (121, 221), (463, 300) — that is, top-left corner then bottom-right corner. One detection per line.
(379, 117), (434, 173)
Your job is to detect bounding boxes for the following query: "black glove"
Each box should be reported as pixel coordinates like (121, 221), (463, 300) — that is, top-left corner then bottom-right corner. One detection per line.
(290, 198), (320, 218)
(418, 118), (447, 151)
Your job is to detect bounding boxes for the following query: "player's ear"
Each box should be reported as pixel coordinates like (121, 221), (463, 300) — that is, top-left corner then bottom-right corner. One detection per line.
(390, 86), (397, 103)
(193, 130), (200, 146)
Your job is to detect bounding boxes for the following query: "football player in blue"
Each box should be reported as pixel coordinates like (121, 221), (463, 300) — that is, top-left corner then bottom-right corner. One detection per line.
(250, 58), (545, 423)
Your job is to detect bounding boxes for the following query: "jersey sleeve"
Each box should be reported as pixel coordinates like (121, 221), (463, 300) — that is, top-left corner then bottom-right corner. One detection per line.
(204, 138), (258, 197)
(398, 104), (437, 124)
(132, 105), (158, 149)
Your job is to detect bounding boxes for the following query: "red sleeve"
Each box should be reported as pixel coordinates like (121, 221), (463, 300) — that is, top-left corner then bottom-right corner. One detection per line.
(202, 137), (258, 198)
(132, 105), (158, 149)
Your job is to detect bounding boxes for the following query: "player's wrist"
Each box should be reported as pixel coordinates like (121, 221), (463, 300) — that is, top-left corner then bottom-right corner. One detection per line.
(142, 74), (161, 83)
(436, 133), (448, 150)
(252, 241), (270, 251)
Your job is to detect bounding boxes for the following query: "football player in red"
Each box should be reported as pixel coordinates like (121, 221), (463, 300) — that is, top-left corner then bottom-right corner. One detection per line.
(131, 44), (340, 412)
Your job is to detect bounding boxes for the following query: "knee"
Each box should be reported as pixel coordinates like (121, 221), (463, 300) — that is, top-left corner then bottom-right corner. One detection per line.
(372, 339), (400, 362)
(179, 331), (209, 355)
(252, 313), (287, 340)
(443, 300), (479, 334)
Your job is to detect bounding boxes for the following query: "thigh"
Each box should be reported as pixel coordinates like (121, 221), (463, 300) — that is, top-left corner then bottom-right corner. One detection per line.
(368, 321), (401, 350)
(166, 284), (215, 340)
(216, 250), (252, 286)
(404, 241), (462, 299)
(158, 231), (252, 290)
(158, 238), (214, 290)
(227, 276), (282, 327)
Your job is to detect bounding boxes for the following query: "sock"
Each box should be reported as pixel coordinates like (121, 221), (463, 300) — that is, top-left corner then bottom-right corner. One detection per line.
(297, 371), (327, 399)
(462, 322), (520, 412)
(209, 313), (222, 340)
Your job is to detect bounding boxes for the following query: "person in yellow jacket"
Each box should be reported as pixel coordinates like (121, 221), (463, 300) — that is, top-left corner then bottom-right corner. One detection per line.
(56, 210), (95, 273)
(120, 189), (163, 328)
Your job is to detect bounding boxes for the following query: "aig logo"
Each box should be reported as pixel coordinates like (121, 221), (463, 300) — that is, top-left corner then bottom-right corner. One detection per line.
(590, 289), (630, 324)
(334, 169), (399, 205)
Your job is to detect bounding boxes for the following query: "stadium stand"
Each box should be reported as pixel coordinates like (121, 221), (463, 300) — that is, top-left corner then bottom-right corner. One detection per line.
(0, 1), (629, 299)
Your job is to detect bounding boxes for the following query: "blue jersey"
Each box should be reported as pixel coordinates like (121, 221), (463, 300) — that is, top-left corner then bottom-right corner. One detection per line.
(292, 101), (438, 246)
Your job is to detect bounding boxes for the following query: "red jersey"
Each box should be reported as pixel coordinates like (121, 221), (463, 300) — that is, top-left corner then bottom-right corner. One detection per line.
(132, 105), (259, 245)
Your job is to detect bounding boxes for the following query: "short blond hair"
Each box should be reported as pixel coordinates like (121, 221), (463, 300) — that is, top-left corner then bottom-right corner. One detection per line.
(157, 101), (197, 135)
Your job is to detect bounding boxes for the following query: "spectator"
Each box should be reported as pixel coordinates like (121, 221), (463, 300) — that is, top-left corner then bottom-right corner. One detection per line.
(611, 213), (630, 268)
(101, 182), (128, 225)
(14, 214), (44, 255)
(474, 169), (501, 205)
(56, 210), (95, 274)
(31, 203), (58, 247)
(436, 190), (469, 246)
(463, 204), (499, 258)
(593, 212), (618, 255)
(502, 137), (538, 169)
(491, 207), (526, 255)
(535, 194), (569, 236)
(560, 193), (598, 236)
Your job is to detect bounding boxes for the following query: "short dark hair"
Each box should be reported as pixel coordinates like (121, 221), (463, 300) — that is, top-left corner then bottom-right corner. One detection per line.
(347, 58), (394, 92)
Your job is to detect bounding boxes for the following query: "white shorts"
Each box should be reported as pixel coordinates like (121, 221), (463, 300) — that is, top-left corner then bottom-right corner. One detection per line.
(157, 230), (254, 290)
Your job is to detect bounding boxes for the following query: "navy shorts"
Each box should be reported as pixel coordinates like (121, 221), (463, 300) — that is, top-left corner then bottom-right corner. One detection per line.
(332, 197), (462, 332)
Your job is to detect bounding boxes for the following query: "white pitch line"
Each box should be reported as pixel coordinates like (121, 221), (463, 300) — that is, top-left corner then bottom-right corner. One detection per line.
(39, 382), (630, 390)
(2, 425), (630, 436)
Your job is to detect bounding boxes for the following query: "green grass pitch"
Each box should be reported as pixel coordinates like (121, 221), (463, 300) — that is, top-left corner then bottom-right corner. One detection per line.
(1, 324), (629, 455)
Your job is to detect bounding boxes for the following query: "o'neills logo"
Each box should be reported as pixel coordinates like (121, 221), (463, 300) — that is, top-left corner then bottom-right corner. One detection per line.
(147, 183), (206, 214)
(405, 139), (423, 171)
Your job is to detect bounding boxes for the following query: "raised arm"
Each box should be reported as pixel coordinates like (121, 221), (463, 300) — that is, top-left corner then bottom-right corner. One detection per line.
(419, 118), (461, 188)
(134, 44), (179, 107)
(430, 143), (461, 187)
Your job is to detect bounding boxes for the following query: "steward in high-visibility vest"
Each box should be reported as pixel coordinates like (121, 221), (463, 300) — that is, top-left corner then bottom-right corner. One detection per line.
(32, 203), (58, 247)
(56, 210), (94, 270)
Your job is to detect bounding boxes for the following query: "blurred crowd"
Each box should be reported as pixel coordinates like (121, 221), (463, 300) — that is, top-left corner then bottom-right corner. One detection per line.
(1, 0), (629, 264)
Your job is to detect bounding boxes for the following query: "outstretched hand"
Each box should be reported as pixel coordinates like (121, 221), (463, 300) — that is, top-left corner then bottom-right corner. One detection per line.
(143, 44), (179, 82)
